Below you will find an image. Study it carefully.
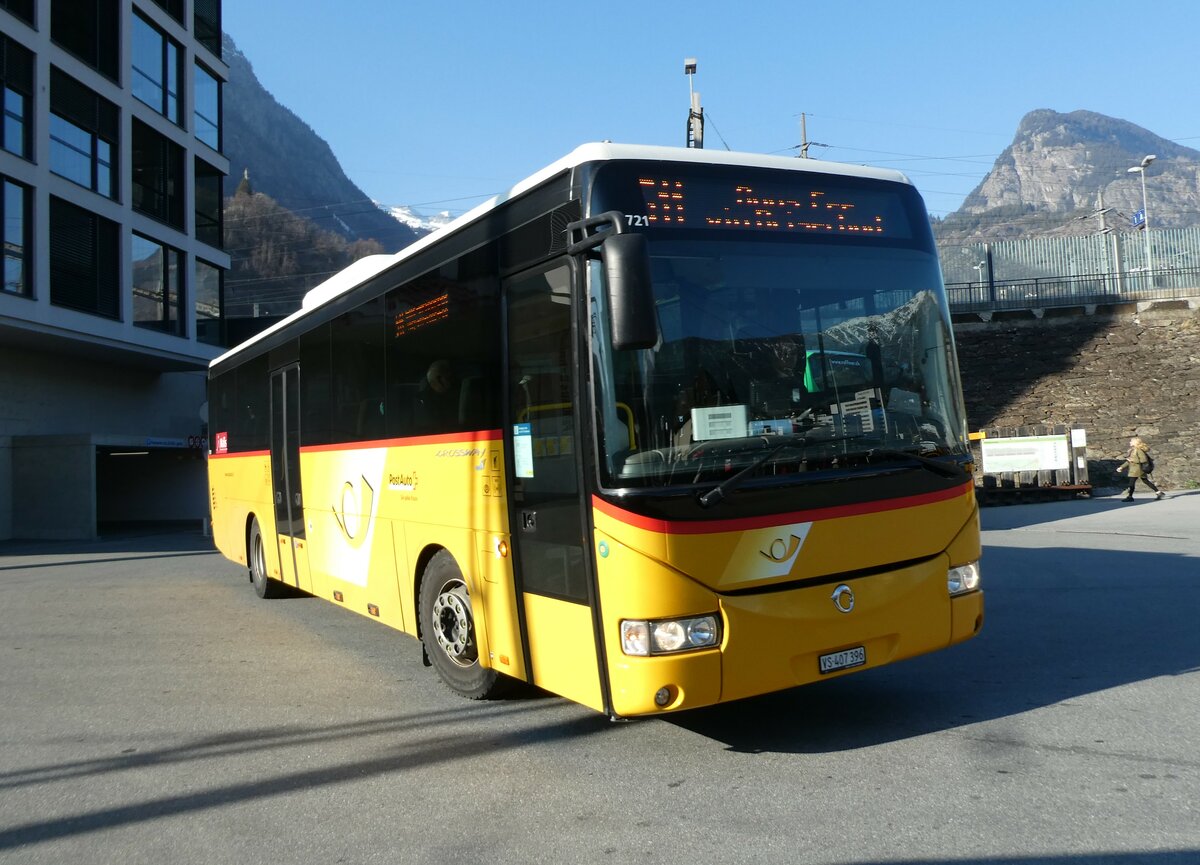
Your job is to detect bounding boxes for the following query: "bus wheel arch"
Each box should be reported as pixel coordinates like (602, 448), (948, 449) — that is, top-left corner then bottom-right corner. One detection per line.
(246, 514), (283, 599)
(417, 548), (508, 699)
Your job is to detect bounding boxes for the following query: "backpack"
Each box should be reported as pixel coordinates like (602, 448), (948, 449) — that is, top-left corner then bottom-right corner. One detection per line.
(1142, 452), (1155, 474)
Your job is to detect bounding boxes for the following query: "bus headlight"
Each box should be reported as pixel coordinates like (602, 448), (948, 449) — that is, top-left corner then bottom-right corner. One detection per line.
(948, 561), (981, 595)
(621, 615), (721, 656)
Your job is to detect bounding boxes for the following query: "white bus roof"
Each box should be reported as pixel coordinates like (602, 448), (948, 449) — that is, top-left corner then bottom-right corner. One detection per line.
(211, 143), (913, 369)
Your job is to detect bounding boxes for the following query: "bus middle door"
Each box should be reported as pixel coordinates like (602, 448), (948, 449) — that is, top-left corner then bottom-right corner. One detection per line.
(505, 264), (606, 713)
(270, 365), (312, 593)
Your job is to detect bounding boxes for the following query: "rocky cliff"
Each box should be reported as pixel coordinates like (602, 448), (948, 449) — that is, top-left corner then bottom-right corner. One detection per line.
(936, 110), (1200, 243)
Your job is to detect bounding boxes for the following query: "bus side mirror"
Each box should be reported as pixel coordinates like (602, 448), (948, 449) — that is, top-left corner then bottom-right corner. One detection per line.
(602, 233), (658, 351)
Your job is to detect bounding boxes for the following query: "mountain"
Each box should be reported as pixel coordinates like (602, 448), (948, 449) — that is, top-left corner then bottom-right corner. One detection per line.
(222, 32), (421, 253)
(934, 109), (1200, 243)
(385, 205), (456, 234)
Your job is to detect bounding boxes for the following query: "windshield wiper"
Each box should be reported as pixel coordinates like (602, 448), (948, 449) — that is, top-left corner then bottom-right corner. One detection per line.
(696, 434), (859, 508)
(696, 439), (965, 508)
(865, 447), (966, 479)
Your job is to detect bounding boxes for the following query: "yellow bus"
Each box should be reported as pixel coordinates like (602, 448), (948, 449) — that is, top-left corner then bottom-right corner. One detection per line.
(207, 143), (983, 718)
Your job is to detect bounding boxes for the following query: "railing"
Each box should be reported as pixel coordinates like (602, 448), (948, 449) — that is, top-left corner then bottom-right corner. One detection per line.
(945, 266), (1200, 313)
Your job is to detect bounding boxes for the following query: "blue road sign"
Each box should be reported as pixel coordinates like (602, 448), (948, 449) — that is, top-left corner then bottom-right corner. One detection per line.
(1132, 209), (1146, 228)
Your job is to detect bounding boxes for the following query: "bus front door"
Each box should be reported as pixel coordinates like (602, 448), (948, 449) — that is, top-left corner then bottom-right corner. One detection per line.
(270, 365), (312, 593)
(505, 265), (605, 713)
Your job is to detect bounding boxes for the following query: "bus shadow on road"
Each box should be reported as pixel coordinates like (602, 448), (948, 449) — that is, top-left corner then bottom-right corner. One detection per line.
(667, 544), (1198, 753)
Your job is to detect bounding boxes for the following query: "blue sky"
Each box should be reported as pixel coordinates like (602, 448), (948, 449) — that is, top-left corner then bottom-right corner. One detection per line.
(224, 1), (1200, 221)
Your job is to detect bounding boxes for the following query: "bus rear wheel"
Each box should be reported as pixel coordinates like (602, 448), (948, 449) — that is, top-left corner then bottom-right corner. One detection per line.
(248, 517), (283, 599)
(419, 550), (508, 699)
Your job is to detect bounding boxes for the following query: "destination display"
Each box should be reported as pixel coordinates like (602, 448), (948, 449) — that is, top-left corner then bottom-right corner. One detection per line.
(633, 174), (913, 238)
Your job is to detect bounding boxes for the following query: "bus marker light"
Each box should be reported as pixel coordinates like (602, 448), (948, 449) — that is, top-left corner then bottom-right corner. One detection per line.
(368, 604), (380, 617)
(333, 591), (344, 602)
(621, 620), (650, 656)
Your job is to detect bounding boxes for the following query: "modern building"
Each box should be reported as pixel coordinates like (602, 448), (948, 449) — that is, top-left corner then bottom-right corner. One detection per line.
(0, 0), (228, 539)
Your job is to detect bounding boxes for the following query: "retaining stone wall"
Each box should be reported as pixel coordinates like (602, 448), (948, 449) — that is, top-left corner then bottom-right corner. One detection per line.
(953, 302), (1200, 491)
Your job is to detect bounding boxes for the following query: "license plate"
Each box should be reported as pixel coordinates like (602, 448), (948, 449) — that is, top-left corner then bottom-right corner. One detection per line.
(819, 646), (866, 674)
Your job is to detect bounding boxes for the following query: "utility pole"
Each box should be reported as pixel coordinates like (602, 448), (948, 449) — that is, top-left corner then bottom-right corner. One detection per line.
(684, 58), (703, 148)
(795, 113), (824, 158)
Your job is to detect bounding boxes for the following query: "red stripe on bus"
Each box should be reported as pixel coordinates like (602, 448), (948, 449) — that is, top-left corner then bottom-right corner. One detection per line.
(208, 449), (270, 459)
(300, 429), (503, 453)
(592, 481), (973, 535)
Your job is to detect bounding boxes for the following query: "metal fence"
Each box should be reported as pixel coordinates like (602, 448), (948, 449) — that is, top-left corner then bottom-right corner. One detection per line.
(941, 226), (1200, 312)
(945, 266), (1200, 313)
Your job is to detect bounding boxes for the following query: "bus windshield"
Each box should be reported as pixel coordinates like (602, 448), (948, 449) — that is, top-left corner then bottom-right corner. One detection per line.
(589, 237), (968, 490)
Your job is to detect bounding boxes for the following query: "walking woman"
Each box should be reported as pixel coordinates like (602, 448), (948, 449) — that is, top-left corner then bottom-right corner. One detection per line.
(1116, 436), (1164, 501)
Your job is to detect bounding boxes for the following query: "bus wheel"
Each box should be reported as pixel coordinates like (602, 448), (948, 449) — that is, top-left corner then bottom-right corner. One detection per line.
(420, 550), (507, 699)
(248, 517), (283, 599)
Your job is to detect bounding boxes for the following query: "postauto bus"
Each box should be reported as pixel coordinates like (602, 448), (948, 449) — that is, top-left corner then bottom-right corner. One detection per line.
(207, 143), (983, 718)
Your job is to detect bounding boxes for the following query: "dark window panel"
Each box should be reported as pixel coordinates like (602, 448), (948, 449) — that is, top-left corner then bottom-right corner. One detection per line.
(193, 0), (220, 58)
(132, 118), (184, 228)
(298, 323), (331, 446)
(0, 0), (35, 26)
(195, 157), (223, 248)
(50, 0), (119, 81)
(148, 0), (182, 24)
(49, 196), (119, 318)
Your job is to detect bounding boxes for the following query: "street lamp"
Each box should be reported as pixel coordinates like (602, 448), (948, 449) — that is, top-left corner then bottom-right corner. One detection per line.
(1127, 154), (1156, 278)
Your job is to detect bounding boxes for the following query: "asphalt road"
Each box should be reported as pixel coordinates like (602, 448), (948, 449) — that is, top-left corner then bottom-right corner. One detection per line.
(1, 491), (1198, 865)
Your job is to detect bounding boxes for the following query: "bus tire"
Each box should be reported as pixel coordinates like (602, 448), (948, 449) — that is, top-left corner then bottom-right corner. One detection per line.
(248, 517), (283, 599)
(419, 550), (508, 699)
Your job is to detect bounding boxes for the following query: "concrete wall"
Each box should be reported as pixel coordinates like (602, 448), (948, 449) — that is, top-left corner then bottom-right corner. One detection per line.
(0, 345), (207, 440)
(954, 300), (1200, 490)
(0, 345), (209, 539)
(11, 437), (97, 540)
(0, 436), (11, 538)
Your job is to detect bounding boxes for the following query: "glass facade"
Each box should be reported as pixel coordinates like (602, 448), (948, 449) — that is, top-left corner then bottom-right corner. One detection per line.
(194, 63), (220, 150)
(132, 11), (182, 124)
(1, 35), (33, 159)
(195, 258), (223, 345)
(49, 68), (118, 199)
(7, 2), (228, 352)
(2, 177), (30, 296)
(132, 233), (183, 334)
(3, 84), (27, 159)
